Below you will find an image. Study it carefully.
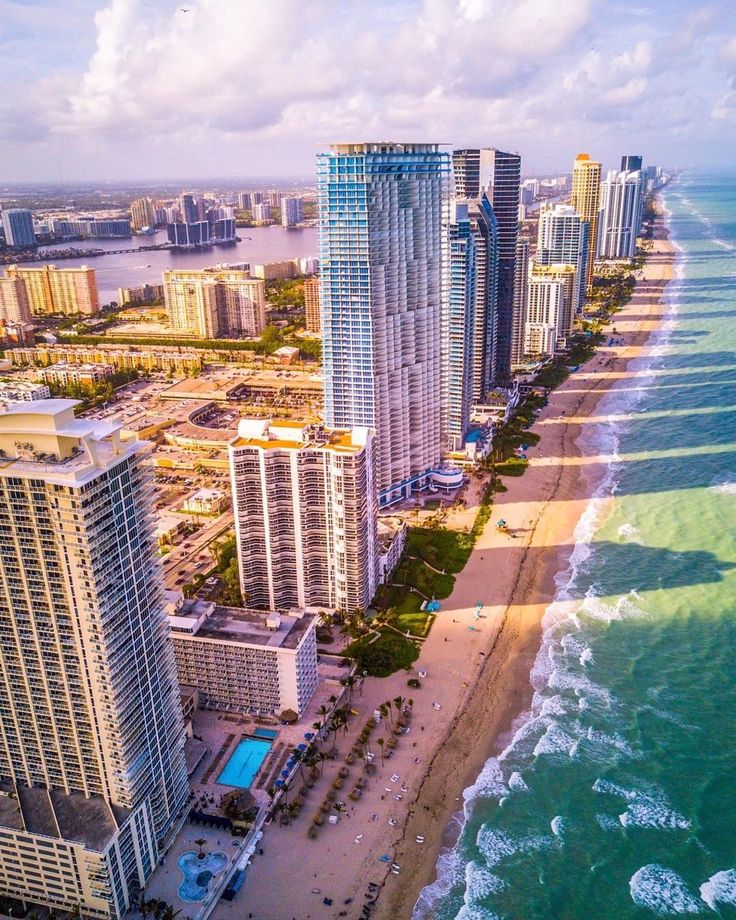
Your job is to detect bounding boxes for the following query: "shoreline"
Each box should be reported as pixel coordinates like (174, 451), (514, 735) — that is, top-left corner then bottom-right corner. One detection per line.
(233, 232), (676, 920)
(385, 235), (678, 920)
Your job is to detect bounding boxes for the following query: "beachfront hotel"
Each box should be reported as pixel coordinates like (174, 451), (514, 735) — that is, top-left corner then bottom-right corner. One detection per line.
(0, 401), (188, 916)
(443, 200), (477, 451)
(524, 264), (577, 356)
(229, 418), (379, 613)
(165, 591), (319, 716)
(466, 194), (500, 401)
(571, 153), (602, 291)
(511, 238), (530, 366)
(164, 267), (266, 338)
(452, 148), (521, 383)
(6, 264), (100, 316)
(536, 203), (590, 316)
(317, 142), (448, 505)
(598, 168), (644, 259)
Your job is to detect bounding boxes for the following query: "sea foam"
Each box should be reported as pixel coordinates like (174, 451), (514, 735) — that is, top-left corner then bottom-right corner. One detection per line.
(700, 869), (736, 910)
(629, 864), (702, 914)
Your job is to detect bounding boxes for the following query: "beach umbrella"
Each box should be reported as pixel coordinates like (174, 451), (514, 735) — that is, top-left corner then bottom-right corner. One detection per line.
(304, 732), (314, 740)
(297, 743), (307, 751)
(275, 780), (284, 788)
(281, 769), (290, 778)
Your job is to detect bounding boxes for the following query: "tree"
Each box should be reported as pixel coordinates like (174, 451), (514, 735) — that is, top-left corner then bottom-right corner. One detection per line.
(376, 737), (385, 767)
(194, 838), (207, 859)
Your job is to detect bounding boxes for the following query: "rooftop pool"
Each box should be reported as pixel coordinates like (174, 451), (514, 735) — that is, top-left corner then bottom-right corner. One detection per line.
(217, 736), (272, 788)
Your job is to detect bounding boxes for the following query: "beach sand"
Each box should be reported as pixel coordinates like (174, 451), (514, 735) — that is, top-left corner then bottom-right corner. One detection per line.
(230, 237), (675, 920)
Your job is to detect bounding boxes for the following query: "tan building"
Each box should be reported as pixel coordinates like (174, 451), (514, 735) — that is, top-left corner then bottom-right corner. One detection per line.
(0, 401), (188, 917)
(6, 264), (100, 316)
(11, 343), (204, 375)
(229, 419), (379, 614)
(304, 275), (320, 333)
(164, 268), (266, 338)
(570, 153), (602, 290)
(0, 275), (33, 324)
(130, 196), (156, 230)
(39, 362), (113, 389)
(524, 264), (576, 357)
(165, 592), (319, 716)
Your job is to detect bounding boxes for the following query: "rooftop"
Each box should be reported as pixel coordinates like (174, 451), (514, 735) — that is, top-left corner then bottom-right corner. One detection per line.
(230, 418), (369, 454)
(167, 594), (316, 650)
(0, 398), (139, 485)
(0, 780), (129, 852)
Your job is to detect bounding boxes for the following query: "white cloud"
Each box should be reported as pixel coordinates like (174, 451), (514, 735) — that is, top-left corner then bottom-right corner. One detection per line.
(2, 0), (736, 179)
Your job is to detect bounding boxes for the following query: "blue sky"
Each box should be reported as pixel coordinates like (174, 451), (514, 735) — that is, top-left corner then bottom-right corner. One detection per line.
(1, 0), (735, 182)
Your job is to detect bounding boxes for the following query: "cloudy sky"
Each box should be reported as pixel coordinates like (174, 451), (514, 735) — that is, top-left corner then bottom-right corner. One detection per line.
(1, 0), (735, 182)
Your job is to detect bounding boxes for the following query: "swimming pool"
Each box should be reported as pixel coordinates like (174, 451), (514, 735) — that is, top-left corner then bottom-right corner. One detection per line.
(177, 850), (228, 902)
(252, 727), (278, 739)
(217, 737), (271, 788)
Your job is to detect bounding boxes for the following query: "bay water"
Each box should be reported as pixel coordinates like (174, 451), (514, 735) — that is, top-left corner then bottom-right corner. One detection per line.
(415, 172), (736, 919)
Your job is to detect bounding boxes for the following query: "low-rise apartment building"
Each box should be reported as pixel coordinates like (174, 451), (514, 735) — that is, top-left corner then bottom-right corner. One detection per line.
(165, 592), (319, 716)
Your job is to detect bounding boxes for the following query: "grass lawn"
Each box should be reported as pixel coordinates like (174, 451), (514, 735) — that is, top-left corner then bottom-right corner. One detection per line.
(495, 457), (529, 477)
(392, 556), (454, 599)
(343, 629), (419, 677)
(395, 609), (435, 637)
(407, 527), (473, 574)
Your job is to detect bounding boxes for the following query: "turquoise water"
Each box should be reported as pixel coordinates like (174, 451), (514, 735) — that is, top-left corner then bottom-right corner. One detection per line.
(217, 736), (271, 788)
(253, 727), (279, 739)
(416, 172), (736, 919)
(177, 850), (228, 902)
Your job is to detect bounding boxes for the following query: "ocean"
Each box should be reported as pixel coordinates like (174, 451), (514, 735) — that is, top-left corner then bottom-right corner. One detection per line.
(415, 172), (736, 919)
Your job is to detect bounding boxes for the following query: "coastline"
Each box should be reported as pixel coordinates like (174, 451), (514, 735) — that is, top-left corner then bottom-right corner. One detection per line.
(234, 233), (676, 920)
(385, 234), (677, 920)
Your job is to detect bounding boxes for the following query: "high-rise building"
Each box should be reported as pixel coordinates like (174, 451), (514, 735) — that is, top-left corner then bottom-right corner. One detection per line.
(253, 203), (272, 223)
(281, 196), (303, 228)
(0, 401), (188, 916)
(0, 275), (33, 324)
(598, 169), (644, 259)
(442, 200), (476, 451)
(6, 264), (100, 315)
(511, 238), (530, 366)
(229, 419), (379, 613)
(536, 203), (590, 314)
(179, 193), (198, 225)
(467, 194), (499, 401)
(318, 142), (448, 505)
(571, 153), (602, 290)
(621, 155), (643, 173)
(166, 220), (211, 247)
(251, 192), (264, 205)
(237, 191), (252, 210)
(452, 148), (521, 382)
(524, 264), (577, 356)
(130, 197), (156, 231)
(164, 268), (266, 338)
(1, 208), (36, 248)
(303, 274), (320, 333)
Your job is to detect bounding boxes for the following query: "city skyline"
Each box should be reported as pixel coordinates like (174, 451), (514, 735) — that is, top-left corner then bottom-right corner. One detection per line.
(1, 0), (735, 182)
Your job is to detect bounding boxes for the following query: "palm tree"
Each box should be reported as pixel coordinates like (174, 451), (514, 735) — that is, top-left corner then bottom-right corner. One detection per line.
(379, 702), (392, 731)
(393, 696), (406, 725)
(290, 747), (307, 782)
(376, 737), (385, 767)
(340, 674), (356, 707)
(194, 838), (207, 860)
(333, 802), (345, 821)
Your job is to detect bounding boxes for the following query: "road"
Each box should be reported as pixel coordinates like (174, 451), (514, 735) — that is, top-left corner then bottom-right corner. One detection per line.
(163, 510), (234, 589)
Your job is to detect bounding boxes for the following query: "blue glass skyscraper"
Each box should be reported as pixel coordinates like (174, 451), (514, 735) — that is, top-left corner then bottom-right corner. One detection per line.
(317, 142), (449, 505)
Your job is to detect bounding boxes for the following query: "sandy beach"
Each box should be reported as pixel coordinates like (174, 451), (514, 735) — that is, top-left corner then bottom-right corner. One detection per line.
(231, 236), (676, 920)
